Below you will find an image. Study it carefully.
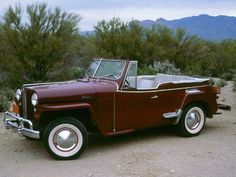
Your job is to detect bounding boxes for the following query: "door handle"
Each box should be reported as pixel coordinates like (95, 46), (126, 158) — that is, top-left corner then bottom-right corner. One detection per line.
(150, 95), (158, 99)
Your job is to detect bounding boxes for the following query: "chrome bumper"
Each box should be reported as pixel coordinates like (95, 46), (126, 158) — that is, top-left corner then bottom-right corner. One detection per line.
(4, 111), (40, 139)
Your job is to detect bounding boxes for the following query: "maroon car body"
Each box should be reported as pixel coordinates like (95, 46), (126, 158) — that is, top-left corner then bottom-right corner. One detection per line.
(4, 58), (221, 159)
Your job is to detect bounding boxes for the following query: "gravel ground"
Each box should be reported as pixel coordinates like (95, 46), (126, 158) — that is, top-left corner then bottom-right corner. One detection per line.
(0, 82), (235, 177)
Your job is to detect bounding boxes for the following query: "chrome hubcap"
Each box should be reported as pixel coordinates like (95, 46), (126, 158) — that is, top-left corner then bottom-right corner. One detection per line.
(186, 111), (201, 130)
(53, 128), (78, 152)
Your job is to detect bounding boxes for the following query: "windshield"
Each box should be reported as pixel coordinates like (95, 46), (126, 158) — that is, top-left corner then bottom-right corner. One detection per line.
(86, 59), (126, 80)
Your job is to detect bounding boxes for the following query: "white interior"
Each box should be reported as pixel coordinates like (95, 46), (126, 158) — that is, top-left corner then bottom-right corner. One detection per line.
(131, 74), (208, 90)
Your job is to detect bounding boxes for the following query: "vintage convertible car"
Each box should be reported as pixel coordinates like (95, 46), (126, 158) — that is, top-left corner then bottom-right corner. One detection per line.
(4, 58), (223, 159)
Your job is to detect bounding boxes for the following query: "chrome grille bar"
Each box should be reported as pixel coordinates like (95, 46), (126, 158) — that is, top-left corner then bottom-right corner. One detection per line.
(22, 90), (27, 118)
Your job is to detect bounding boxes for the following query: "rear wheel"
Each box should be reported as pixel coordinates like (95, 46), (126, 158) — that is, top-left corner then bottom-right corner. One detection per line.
(178, 104), (206, 137)
(43, 117), (88, 160)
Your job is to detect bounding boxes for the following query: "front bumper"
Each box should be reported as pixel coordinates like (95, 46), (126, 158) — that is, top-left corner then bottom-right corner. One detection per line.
(4, 111), (40, 139)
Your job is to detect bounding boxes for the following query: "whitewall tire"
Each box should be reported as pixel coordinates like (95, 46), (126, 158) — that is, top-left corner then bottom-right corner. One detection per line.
(43, 117), (88, 160)
(178, 104), (206, 137)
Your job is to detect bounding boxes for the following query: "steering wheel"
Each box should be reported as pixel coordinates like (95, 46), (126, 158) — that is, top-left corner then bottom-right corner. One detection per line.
(102, 73), (120, 80)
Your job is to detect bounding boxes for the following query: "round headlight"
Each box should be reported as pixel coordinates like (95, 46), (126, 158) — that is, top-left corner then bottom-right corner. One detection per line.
(15, 89), (21, 101)
(31, 93), (38, 106)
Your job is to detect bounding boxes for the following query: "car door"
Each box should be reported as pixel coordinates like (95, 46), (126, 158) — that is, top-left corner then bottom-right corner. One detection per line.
(115, 88), (186, 131)
(114, 61), (165, 131)
(115, 90), (163, 130)
(114, 61), (185, 131)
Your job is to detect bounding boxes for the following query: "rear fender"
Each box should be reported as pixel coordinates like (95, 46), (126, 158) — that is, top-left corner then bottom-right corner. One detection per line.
(180, 89), (213, 117)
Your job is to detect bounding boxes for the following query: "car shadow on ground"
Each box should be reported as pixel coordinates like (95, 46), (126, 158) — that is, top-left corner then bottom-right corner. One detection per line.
(84, 126), (179, 153)
(29, 125), (179, 160)
(7, 123), (221, 160)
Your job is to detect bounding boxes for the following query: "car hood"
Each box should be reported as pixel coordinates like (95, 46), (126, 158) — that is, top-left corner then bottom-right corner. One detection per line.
(24, 79), (117, 103)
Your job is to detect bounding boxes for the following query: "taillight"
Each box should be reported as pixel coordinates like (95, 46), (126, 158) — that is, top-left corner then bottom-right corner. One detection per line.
(212, 86), (221, 99)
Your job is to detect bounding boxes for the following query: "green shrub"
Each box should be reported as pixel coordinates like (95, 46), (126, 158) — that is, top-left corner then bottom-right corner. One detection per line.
(138, 60), (182, 75)
(210, 78), (227, 87)
(154, 60), (182, 75)
(138, 66), (158, 75)
(233, 78), (236, 91)
(220, 72), (234, 81)
(220, 69), (236, 81)
(71, 67), (86, 79)
(47, 66), (86, 82)
(0, 88), (14, 112)
(0, 95), (10, 112)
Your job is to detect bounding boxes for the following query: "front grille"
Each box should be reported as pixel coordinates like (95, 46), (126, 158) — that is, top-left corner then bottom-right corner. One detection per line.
(22, 90), (28, 118)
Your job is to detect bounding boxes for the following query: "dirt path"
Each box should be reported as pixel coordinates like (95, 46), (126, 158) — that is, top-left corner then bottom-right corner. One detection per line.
(0, 82), (235, 177)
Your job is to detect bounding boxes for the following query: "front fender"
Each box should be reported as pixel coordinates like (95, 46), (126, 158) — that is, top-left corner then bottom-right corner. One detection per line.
(38, 102), (94, 112)
(35, 102), (97, 123)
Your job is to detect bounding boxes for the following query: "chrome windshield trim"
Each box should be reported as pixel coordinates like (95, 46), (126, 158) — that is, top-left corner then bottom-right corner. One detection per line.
(88, 59), (127, 81)
(92, 59), (102, 77)
(121, 60), (138, 90)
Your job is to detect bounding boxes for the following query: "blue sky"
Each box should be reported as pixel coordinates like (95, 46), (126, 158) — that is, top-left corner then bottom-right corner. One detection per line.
(0, 0), (236, 31)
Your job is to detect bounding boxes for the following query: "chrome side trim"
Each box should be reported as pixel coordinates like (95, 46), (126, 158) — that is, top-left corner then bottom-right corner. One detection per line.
(185, 89), (202, 94)
(163, 109), (182, 119)
(4, 111), (40, 139)
(163, 109), (182, 125)
(150, 95), (158, 99)
(117, 85), (209, 94)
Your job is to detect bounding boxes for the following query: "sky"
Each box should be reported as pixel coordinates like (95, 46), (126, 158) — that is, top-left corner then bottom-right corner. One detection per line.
(0, 0), (236, 31)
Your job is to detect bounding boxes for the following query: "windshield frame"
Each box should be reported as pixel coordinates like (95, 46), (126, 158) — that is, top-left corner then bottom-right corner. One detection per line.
(85, 59), (126, 81)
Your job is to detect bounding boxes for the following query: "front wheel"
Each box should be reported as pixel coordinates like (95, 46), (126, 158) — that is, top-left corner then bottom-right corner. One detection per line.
(178, 104), (206, 137)
(43, 117), (88, 160)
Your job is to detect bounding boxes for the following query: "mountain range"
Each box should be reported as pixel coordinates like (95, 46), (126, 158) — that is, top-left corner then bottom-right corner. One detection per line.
(138, 14), (236, 41)
(81, 14), (236, 41)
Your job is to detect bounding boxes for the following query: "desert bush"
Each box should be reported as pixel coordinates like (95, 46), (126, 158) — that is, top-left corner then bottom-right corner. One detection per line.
(154, 60), (182, 74)
(210, 78), (227, 87)
(233, 78), (236, 91)
(138, 60), (181, 75)
(47, 66), (86, 81)
(0, 88), (14, 112)
(0, 3), (81, 84)
(0, 95), (9, 112)
(0, 3), (236, 91)
(138, 66), (158, 75)
(72, 67), (86, 79)
(220, 69), (236, 81)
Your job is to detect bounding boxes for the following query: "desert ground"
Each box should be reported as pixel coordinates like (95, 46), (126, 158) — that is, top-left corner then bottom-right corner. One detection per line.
(0, 82), (235, 177)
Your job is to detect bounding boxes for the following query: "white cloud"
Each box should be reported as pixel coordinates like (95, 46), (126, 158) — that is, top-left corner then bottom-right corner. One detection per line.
(1, 0), (236, 31)
(76, 6), (236, 31)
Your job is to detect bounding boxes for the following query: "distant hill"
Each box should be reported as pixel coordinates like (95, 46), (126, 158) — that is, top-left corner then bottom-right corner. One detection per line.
(139, 14), (236, 41)
(80, 31), (95, 36)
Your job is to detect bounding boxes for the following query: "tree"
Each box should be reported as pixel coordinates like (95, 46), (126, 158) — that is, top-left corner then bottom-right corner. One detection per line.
(143, 25), (176, 65)
(0, 3), (81, 85)
(94, 18), (145, 64)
